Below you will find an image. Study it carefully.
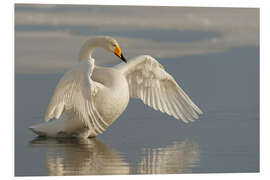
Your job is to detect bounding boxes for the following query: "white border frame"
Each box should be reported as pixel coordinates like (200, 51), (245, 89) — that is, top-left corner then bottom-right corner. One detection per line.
(2, 0), (269, 179)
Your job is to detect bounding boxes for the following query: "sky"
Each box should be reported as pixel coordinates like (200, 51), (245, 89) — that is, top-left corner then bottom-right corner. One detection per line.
(15, 4), (259, 73)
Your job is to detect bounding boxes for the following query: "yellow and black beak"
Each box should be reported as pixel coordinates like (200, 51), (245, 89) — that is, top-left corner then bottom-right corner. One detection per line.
(114, 45), (127, 63)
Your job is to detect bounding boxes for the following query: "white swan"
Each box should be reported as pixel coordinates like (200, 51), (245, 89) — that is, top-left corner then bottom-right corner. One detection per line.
(29, 36), (203, 138)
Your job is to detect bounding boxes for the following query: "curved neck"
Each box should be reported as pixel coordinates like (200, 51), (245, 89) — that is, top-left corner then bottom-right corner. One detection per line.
(79, 38), (105, 61)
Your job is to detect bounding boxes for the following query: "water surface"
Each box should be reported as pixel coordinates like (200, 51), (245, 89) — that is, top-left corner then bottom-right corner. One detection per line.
(15, 47), (259, 176)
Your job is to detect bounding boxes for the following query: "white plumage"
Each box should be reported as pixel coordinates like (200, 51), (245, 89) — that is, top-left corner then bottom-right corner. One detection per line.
(116, 55), (202, 123)
(29, 36), (202, 138)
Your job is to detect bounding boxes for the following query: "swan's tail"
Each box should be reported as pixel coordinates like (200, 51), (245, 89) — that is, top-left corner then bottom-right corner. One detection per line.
(29, 119), (95, 139)
(29, 120), (60, 137)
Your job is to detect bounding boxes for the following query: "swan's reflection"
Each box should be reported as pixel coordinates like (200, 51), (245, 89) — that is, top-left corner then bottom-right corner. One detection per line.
(30, 138), (200, 175)
(30, 137), (130, 175)
(135, 140), (200, 174)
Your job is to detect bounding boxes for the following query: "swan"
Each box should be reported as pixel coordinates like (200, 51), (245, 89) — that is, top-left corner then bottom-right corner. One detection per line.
(29, 36), (203, 138)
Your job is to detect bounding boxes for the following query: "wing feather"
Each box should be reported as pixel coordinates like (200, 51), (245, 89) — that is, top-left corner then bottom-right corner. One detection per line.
(116, 55), (202, 123)
(45, 60), (107, 135)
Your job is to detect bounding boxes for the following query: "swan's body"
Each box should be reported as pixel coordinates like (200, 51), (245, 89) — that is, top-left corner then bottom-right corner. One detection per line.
(29, 36), (202, 138)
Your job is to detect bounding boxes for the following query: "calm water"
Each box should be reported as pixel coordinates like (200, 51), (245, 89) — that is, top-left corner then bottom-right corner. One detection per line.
(15, 47), (259, 176)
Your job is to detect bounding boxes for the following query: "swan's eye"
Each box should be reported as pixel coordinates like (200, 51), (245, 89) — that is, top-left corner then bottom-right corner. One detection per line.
(113, 44), (116, 47)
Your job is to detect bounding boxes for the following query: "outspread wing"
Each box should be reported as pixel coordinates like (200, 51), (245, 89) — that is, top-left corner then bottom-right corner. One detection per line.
(116, 55), (203, 123)
(45, 60), (108, 135)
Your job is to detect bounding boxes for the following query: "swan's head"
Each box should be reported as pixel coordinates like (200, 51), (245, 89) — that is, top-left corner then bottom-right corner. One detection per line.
(102, 36), (127, 63)
(79, 36), (127, 63)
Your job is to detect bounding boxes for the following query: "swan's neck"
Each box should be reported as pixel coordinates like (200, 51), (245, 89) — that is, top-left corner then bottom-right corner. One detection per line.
(79, 38), (105, 61)
(79, 46), (95, 61)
